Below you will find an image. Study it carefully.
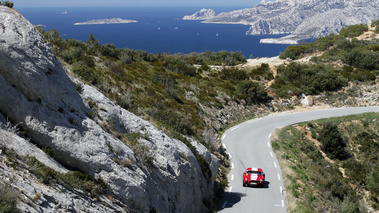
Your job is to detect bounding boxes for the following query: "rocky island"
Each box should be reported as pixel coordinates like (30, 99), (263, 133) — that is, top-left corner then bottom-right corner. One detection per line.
(74, 18), (137, 25)
(184, 0), (379, 44)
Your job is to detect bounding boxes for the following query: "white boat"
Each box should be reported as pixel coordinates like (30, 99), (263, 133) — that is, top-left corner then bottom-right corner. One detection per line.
(63, 10), (68, 15)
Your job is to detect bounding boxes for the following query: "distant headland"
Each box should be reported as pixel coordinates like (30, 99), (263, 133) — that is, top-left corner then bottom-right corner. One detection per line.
(74, 18), (137, 25)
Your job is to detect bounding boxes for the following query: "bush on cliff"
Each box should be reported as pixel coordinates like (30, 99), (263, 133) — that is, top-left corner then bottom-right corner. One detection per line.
(0, 1), (14, 8)
(0, 183), (18, 213)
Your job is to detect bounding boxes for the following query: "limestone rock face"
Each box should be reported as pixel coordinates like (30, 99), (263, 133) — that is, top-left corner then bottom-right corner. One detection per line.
(203, 0), (379, 43)
(183, 8), (216, 20)
(0, 6), (219, 212)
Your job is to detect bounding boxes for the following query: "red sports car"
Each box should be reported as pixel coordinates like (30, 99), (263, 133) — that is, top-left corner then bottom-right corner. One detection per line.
(243, 168), (265, 187)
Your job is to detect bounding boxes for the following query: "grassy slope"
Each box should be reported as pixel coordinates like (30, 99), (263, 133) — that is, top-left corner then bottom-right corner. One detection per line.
(272, 112), (379, 212)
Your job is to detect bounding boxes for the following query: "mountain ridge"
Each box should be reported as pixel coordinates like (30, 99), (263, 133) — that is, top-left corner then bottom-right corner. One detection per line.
(184, 0), (379, 44)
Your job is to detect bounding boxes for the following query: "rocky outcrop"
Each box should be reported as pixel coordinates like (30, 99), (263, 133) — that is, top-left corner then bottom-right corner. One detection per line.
(183, 8), (216, 20)
(0, 6), (219, 212)
(202, 0), (379, 43)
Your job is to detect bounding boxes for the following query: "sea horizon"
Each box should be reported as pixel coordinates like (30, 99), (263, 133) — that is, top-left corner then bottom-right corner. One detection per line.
(17, 6), (291, 58)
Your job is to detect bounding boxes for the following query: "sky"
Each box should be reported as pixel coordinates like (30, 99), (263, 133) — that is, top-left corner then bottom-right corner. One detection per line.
(12, 0), (264, 8)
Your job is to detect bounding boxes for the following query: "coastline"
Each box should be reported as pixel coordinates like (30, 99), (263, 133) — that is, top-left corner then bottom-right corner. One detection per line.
(260, 38), (298, 44)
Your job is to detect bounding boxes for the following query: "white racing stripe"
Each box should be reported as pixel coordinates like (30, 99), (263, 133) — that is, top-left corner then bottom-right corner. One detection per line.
(222, 201), (227, 209)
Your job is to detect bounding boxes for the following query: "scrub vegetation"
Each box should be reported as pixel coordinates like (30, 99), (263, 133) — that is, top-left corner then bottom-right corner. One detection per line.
(272, 112), (379, 212)
(25, 21), (379, 211)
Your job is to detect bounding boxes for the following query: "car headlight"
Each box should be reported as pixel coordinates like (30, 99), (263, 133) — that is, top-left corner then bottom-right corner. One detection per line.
(245, 178), (248, 182)
(260, 179), (263, 182)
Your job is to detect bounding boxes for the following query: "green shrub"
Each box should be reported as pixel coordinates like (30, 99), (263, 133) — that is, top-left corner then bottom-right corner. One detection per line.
(372, 20), (379, 33)
(279, 43), (315, 60)
(271, 63), (348, 97)
(249, 63), (274, 81)
(339, 24), (368, 38)
(0, 1), (14, 8)
(354, 131), (379, 161)
(219, 67), (248, 81)
(236, 81), (269, 105)
(342, 47), (379, 70)
(60, 47), (82, 64)
(318, 122), (348, 160)
(25, 156), (106, 199)
(343, 158), (367, 185)
(99, 43), (118, 58)
(367, 161), (379, 197)
(72, 62), (101, 85)
(0, 183), (18, 213)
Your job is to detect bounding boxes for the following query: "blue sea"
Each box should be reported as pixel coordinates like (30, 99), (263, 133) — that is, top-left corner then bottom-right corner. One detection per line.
(18, 7), (290, 58)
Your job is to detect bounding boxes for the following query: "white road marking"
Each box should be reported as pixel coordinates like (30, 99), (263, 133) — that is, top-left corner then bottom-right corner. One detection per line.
(270, 152), (274, 157)
(267, 142), (271, 147)
(222, 134), (226, 140)
(277, 173), (281, 180)
(268, 133), (271, 139)
(282, 200), (285, 207)
(228, 152), (232, 159)
(280, 186), (283, 194)
(274, 162), (277, 168)
(231, 163), (234, 169)
(222, 143), (226, 149)
(231, 126), (239, 131)
(231, 174), (234, 181)
(229, 187), (232, 192)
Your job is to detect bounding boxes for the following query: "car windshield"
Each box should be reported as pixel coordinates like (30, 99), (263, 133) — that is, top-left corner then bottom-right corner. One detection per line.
(247, 171), (259, 174)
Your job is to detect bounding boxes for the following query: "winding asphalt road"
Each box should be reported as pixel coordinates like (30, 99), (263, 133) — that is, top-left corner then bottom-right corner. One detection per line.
(219, 107), (379, 213)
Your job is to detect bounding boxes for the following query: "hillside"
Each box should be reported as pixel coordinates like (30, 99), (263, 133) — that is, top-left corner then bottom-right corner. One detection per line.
(0, 4), (378, 213)
(272, 112), (379, 212)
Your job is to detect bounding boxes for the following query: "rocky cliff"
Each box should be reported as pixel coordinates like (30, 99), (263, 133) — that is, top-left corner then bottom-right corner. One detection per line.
(0, 6), (219, 212)
(183, 9), (216, 20)
(200, 0), (379, 43)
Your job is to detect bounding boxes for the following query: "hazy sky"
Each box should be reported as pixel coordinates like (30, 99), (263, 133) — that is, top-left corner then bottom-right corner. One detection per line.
(13, 0), (264, 7)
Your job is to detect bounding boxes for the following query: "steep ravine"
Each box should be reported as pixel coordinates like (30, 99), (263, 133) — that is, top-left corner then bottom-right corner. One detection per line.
(0, 6), (219, 213)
